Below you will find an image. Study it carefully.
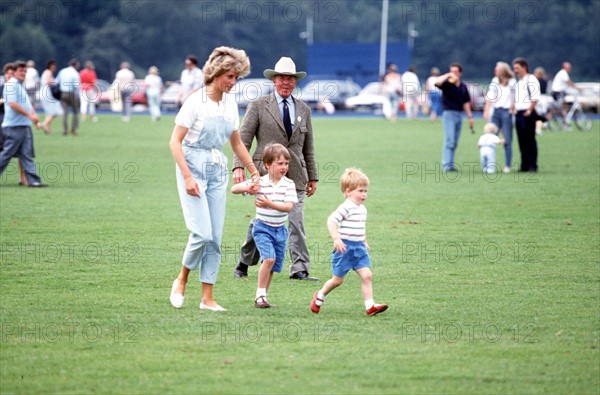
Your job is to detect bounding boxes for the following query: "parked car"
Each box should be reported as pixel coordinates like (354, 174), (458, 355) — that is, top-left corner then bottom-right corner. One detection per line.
(344, 82), (393, 118)
(564, 82), (599, 113)
(130, 79), (147, 106)
(160, 82), (181, 112)
(93, 79), (111, 110)
(464, 81), (486, 111)
(232, 78), (274, 109)
(98, 79), (146, 111)
(299, 79), (361, 111)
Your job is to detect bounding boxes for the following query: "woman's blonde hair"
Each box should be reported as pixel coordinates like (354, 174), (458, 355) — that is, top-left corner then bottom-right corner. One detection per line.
(203, 46), (250, 85)
(340, 168), (369, 192)
(533, 67), (547, 80)
(496, 61), (514, 85)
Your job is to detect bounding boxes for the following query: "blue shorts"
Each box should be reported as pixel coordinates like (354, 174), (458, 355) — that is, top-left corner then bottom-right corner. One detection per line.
(252, 220), (288, 273)
(331, 240), (372, 277)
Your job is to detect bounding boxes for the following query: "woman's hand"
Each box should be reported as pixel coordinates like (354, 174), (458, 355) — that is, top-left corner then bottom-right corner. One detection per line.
(233, 168), (246, 184)
(185, 177), (200, 197)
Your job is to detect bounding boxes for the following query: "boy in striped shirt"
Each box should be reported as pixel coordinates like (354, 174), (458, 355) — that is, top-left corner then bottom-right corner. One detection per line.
(231, 144), (297, 308)
(311, 168), (388, 316)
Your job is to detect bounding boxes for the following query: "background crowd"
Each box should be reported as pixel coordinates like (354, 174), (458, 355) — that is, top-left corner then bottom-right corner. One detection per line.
(0, 52), (586, 190)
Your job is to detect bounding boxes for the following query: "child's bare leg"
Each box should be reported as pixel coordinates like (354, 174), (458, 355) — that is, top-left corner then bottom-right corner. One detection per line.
(355, 267), (374, 303)
(320, 275), (344, 296)
(258, 258), (275, 289)
(265, 271), (274, 293)
(256, 259), (275, 307)
(355, 267), (387, 315)
(311, 276), (344, 312)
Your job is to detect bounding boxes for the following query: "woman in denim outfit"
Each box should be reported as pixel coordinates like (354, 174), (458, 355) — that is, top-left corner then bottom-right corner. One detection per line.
(483, 62), (516, 174)
(169, 47), (259, 311)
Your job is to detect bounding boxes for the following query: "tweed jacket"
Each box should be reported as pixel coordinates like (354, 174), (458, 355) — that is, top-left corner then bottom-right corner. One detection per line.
(233, 92), (318, 190)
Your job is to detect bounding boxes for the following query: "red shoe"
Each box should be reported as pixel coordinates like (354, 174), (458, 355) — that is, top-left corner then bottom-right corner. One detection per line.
(366, 304), (388, 316)
(311, 291), (324, 314)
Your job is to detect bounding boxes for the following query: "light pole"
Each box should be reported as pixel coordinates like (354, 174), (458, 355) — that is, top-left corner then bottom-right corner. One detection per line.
(299, 15), (314, 45)
(379, 0), (389, 77)
(408, 21), (419, 55)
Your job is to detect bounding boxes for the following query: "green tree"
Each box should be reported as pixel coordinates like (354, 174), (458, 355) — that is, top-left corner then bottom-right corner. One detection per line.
(0, 23), (55, 64)
(0, 0), (598, 84)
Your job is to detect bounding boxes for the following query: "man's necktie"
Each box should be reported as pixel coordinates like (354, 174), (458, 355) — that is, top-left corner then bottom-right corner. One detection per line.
(282, 99), (292, 140)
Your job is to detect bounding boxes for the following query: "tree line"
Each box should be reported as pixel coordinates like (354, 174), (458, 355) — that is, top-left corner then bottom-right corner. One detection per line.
(1, 0), (598, 84)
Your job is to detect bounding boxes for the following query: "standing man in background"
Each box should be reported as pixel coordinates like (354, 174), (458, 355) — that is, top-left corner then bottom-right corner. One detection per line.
(512, 57), (540, 173)
(115, 62), (135, 122)
(24, 60), (39, 107)
(56, 58), (81, 136)
(435, 63), (474, 172)
(0, 61), (47, 187)
(402, 66), (421, 119)
(382, 63), (402, 123)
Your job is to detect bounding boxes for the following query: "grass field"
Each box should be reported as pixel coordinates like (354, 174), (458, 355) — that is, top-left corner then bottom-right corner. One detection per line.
(1, 113), (599, 394)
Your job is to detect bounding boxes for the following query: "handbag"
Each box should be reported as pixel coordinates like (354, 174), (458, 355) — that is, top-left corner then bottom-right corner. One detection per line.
(50, 83), (61, 100)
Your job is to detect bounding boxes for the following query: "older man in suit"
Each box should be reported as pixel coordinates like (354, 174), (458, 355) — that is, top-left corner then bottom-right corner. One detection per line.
(232, 57), (319, 281)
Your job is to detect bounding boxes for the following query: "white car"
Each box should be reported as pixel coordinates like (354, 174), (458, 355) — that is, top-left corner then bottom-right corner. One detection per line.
(232, 78), (274, 109)
(299, 79), (361, 111)
(345, 82), (393, 119)
(160, 82), (181, 112)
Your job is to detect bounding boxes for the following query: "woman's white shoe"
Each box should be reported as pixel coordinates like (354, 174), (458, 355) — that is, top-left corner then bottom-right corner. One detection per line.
(170, 279), (184, 308)
(199, 303), (226, 311)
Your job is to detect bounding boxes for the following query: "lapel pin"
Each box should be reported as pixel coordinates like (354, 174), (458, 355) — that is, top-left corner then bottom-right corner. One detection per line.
(297, 116), (301, 123)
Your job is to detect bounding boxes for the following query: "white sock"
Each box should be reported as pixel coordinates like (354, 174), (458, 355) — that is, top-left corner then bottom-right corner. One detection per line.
(256, 288), (267, 299)
(315, 291), (326, 306)
(364, 299), (374, 309)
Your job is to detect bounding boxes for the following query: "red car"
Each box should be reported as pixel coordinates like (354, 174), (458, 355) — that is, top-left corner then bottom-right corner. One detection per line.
(97, 79), (147, 110)
(130, 79), (147, 106)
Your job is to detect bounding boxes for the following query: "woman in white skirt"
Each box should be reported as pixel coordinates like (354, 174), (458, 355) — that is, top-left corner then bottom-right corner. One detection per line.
(39, 59), (63, 134)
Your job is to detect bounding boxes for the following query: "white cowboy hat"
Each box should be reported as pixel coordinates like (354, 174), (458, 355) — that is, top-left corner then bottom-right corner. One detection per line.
(263, 57), (307, 80)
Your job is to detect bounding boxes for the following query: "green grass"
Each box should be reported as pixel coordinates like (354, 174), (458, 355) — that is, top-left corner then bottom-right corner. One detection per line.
(1, 113), (599, 394)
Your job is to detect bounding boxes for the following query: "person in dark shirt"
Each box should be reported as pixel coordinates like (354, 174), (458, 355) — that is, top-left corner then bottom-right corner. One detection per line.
(435, 63), (474, 172)
(534, 67), (548, 94)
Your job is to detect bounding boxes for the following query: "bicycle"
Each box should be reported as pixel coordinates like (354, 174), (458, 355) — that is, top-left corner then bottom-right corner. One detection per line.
(545, 94), (592, 131)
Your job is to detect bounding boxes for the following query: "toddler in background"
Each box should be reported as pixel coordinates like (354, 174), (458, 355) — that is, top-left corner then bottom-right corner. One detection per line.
(477, 122), (505, 174)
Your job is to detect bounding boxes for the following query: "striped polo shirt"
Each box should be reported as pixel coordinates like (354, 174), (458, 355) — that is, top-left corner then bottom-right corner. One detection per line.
(328, 199), (367, 242)
(255, 175), (297, 227)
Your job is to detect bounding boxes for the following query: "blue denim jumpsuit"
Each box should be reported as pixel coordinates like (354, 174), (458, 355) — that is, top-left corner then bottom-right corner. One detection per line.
(176, 115), (234, 284)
